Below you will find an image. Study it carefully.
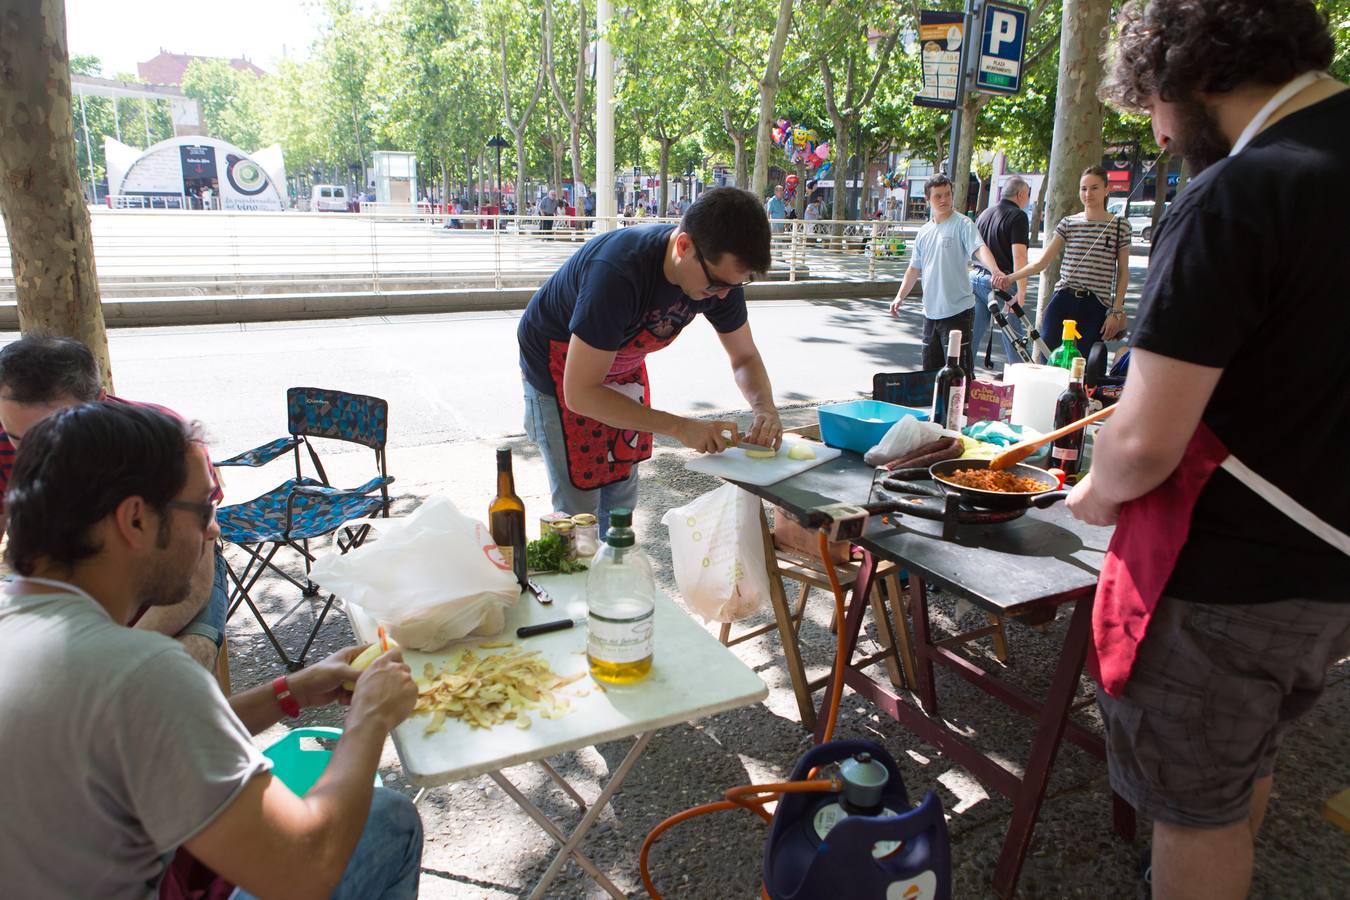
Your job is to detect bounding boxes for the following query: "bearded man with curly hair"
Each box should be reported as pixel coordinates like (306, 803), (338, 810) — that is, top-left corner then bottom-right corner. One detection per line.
(1065, 2), (1350, 897)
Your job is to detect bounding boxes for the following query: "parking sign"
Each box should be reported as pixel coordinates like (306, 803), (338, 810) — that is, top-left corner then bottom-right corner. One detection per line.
(976, 1), (1028, 95)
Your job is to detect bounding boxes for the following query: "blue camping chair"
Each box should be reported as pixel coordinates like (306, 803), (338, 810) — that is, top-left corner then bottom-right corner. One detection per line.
(215, 387), (393, 670)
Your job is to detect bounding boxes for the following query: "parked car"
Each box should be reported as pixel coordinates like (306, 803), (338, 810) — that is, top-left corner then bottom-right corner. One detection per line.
(311, 184), (350, 213)
(1107, 198), (1168, 242)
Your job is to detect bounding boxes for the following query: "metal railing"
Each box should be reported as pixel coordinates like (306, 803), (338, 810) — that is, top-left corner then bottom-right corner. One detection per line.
(0, 207), (920, 302)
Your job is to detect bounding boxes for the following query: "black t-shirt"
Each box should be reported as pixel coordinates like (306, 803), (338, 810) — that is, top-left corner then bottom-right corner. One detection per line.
(1131, 89), (1350, 604)
(517, 224), (748, 394)
(974, 198), (1029, 275)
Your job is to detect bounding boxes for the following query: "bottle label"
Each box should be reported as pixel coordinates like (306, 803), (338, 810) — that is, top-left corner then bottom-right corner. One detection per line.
(1051, 446), (1079, 462)
(944, 386), (965, 431)
(587, 610), (654, 663)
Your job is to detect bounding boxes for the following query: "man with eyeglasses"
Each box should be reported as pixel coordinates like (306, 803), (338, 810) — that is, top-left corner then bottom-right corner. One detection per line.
(0, 333), (226, 670)
(0, 402), (423, 899)
(518, 186), (779, 532)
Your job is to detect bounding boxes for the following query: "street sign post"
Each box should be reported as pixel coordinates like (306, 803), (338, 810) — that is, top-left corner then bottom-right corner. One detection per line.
(975, 1), (1029, 95)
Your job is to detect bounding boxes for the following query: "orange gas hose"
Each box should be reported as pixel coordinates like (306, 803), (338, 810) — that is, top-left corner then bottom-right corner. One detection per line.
(816, 527), (851, 746)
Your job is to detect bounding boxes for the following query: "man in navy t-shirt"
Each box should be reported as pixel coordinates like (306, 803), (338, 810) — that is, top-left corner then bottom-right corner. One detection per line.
(518, 187), (779, 531)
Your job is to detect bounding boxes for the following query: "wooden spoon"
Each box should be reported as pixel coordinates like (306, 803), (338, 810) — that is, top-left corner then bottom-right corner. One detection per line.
(988, 405), (1118, 470)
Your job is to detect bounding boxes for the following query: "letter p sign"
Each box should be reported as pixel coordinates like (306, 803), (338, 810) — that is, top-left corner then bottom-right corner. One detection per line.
(988, 11), (1017, 53)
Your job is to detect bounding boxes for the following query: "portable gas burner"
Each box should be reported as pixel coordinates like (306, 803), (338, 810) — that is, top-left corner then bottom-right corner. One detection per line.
(870, 461), (1068, 541)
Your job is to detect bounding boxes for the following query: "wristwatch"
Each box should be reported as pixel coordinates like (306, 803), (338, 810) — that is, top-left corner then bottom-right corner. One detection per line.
(272, 675), (301, 718)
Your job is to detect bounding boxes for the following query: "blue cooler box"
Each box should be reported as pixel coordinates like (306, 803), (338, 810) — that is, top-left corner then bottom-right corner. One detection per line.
(818, 400), (929, 454)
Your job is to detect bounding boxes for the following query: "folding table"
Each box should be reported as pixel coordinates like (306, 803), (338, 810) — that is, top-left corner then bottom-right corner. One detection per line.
(725, 451), (1135, 899)
(347, 574), (767, 899)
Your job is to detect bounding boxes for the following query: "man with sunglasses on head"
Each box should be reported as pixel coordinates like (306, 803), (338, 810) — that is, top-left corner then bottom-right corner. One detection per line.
(518, 187), (779, 531)
(0, 333), (226, 670)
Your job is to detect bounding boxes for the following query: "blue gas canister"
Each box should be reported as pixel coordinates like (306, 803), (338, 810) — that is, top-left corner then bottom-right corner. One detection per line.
(762, 740), (951, 900)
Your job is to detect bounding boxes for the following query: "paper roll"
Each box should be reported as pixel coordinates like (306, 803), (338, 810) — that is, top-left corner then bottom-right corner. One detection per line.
(1005, 363), (1071, 434)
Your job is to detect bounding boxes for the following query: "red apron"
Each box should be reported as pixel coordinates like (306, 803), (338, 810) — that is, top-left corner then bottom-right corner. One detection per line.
(546, 328), (678, 490)
(1088, 422), (1230, 697)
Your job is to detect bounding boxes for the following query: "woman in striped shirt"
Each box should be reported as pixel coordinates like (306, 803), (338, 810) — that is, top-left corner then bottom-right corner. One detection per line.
(999, 165), (1132, 360)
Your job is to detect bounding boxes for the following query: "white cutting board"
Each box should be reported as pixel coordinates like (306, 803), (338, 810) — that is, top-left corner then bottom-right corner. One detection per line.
(684, 438), (842, 486)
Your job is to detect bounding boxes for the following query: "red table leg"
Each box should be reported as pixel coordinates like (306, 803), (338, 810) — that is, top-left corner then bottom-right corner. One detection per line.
(991, 593), (1095, 898)
(812, 551), (876, 744)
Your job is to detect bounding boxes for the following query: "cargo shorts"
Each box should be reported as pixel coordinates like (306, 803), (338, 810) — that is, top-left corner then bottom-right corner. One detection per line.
(1097, 593), (1350, 828)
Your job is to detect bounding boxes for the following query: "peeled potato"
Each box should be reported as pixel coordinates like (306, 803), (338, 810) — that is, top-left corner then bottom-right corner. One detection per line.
(745, 448), (777, 459)
(787, 444), (817, 460)
(344, 637), (399, 691)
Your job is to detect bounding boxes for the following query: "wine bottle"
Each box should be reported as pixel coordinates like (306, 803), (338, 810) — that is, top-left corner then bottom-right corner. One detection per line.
(489, 446), (527, 588)
(1048, 320), (1083, 370)
(930, 330), (967, 431)
(1049, 357), (1089, 478)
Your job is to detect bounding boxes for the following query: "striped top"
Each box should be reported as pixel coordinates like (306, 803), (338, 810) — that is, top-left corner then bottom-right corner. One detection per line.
(1053, 214), (1131, 305)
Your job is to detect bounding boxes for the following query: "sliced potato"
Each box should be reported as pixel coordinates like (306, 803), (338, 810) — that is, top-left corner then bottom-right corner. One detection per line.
(745, 448), (777, 459)
(786, 444), (817, 460)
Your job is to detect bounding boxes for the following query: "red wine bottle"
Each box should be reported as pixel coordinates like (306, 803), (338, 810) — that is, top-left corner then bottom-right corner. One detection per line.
(1050, 357), (1089, 477)
(930, 330), (967, 431)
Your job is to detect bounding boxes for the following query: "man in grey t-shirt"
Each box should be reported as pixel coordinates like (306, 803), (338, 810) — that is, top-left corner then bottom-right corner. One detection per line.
(0, 403), (422, 899)
(889, 174), (1006, 377)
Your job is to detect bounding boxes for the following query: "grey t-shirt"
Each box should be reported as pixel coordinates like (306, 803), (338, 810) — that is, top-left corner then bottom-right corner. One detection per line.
(910, 213), (984, 320)
(0, 589), (270, 899)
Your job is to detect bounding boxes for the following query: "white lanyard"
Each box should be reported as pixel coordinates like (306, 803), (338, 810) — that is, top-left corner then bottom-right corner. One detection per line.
(5, 576), (99, 606)
(1228, 70), (1328, 157)
(1217, 68), (1349, 556)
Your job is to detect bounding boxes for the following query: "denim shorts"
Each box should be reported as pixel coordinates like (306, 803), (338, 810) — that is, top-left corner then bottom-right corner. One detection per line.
(1098, 594), (1350, 827)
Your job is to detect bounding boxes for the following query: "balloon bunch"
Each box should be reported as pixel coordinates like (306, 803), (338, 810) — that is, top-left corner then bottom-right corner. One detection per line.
(879, 168), (907, 190)
(770, 116), (833, 195)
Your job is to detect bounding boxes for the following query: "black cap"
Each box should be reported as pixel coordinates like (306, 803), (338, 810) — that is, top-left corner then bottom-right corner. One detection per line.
(609, 508), (632, 528)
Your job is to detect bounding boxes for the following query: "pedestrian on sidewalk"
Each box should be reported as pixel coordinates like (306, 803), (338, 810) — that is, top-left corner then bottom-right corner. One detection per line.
(969, 177), (1031, 369)
(1067, 3), (1350, 899)
(889, 174), (1008, 378)
(997, 167), (1131, 361)
(539, 189), (558, 233)
(517, 188), (781, 533)
(765, 184), (788, 233)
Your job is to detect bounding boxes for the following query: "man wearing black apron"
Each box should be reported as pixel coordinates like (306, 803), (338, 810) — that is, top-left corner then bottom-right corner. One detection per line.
(1067, 3), (1350, 898)
(518, 188), (780, 533)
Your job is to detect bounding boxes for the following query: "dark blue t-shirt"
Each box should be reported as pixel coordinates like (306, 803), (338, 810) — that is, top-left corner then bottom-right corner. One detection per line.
(517, 224), (749, 394)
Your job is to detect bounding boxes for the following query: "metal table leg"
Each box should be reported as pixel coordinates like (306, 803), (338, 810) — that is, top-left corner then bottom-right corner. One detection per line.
(526, 730), (657, 900)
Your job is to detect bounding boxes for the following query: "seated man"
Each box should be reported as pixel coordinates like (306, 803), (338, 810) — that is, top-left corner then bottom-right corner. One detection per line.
(0, 333), (224, 669)
(0, 402), (422, 898)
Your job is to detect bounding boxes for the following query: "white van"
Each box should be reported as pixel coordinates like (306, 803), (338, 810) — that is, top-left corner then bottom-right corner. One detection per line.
(312, 184), (350, 212)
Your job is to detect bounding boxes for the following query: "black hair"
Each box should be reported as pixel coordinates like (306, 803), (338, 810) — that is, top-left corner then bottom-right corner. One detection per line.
(924, 174), (953, 199)
(1102, 0), (1335, 112)
(680, 187), (773, 274)
(4, 403), (201, 576)
(0, 333), (102, 404)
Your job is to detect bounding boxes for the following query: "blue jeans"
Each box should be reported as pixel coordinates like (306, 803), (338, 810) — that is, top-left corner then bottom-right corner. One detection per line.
(233, 787), (423, 900)
(1041, 287), (1109, 363)
(179, 548), (229, 648)
(969, 270), (1026, 372)
(522, 379), (640, 536)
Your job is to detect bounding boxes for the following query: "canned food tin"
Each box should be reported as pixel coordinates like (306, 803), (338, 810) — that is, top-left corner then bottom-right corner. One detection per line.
(570, 513), (599, 557)
(551, 520), (576, 559)
(539, 511), (571, 538)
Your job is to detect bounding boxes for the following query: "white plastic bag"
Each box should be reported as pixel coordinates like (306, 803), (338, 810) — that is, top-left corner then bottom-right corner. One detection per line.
(661, 484), (771, 623)
(863, 415), (943, 466)
(310, 495), (519, 651)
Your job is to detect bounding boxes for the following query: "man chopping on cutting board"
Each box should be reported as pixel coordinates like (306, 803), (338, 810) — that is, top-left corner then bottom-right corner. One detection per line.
(1067, 2), (1350, 898)
(518, 187), (781, 532)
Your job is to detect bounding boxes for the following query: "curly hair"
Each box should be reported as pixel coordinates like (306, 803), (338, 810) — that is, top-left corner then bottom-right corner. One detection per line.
(1101, 0), (1334, 111)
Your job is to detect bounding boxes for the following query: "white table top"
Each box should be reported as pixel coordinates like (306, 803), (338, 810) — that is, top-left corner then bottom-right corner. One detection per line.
(346, 573), (768, 787)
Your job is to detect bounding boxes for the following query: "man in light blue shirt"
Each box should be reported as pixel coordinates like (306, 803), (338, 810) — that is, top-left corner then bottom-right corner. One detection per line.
(889, 174), (1006, 376)
(766, 184), (788, 233)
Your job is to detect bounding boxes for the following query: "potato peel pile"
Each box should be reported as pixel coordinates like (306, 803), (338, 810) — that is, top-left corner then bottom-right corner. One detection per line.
(415, 646), (585, 734)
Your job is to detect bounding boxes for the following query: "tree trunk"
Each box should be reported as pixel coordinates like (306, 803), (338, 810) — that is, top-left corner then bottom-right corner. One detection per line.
(656, 136), (671, 215)
(569, 0), (586, 203)
(732, 132), (748, 188)
(0, 0), (113, 388)
(751, 0), (794, 198)
(975, 173), (991, 213)
(1037, 0), (1111, 325)
(950, 93), (990, 214)
(794, 160), (807, 217)
(1029, 166), (1050, 243)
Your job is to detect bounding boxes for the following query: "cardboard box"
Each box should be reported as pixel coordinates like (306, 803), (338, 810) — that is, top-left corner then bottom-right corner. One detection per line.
(772, 506), (853, 564)
(966, 378), (1015, 424)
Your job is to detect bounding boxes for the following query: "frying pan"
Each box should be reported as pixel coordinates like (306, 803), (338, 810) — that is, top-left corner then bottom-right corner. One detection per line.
(886, 458), (1067, 511)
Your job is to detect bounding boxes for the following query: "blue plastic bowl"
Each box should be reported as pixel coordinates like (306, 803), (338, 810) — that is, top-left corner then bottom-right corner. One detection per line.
(818, 400), (930, 454)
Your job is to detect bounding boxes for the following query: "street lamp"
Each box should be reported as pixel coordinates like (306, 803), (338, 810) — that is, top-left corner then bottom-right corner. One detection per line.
(487, 134), (510, 208)
(683, 160), (695, 208)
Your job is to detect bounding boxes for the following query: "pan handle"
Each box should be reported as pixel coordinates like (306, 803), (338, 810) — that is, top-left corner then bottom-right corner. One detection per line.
(1031, 490), (1069, 509)
(880, 478), (946, 498)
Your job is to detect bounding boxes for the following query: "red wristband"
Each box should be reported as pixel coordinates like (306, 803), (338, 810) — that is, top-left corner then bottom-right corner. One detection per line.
(272, 676), (301, 718)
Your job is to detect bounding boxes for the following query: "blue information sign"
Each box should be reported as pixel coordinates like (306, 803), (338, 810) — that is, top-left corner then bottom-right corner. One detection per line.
(976, 1), (1028, 95)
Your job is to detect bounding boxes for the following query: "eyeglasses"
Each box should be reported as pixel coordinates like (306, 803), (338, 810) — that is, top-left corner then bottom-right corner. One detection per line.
(165, 499), (218, 531)
(692, 243), (754, 294)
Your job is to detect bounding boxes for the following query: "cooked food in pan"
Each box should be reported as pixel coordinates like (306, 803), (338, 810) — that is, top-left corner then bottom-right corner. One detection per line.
(936, 468), (1049, 494)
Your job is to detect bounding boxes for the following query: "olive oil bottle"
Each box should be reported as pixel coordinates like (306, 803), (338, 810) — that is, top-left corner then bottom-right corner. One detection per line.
(585, 509), (655, 684)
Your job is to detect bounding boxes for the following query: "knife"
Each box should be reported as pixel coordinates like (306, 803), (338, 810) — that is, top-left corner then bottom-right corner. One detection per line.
(721, 429), (776, 453)
(517, 617), (580, 639)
